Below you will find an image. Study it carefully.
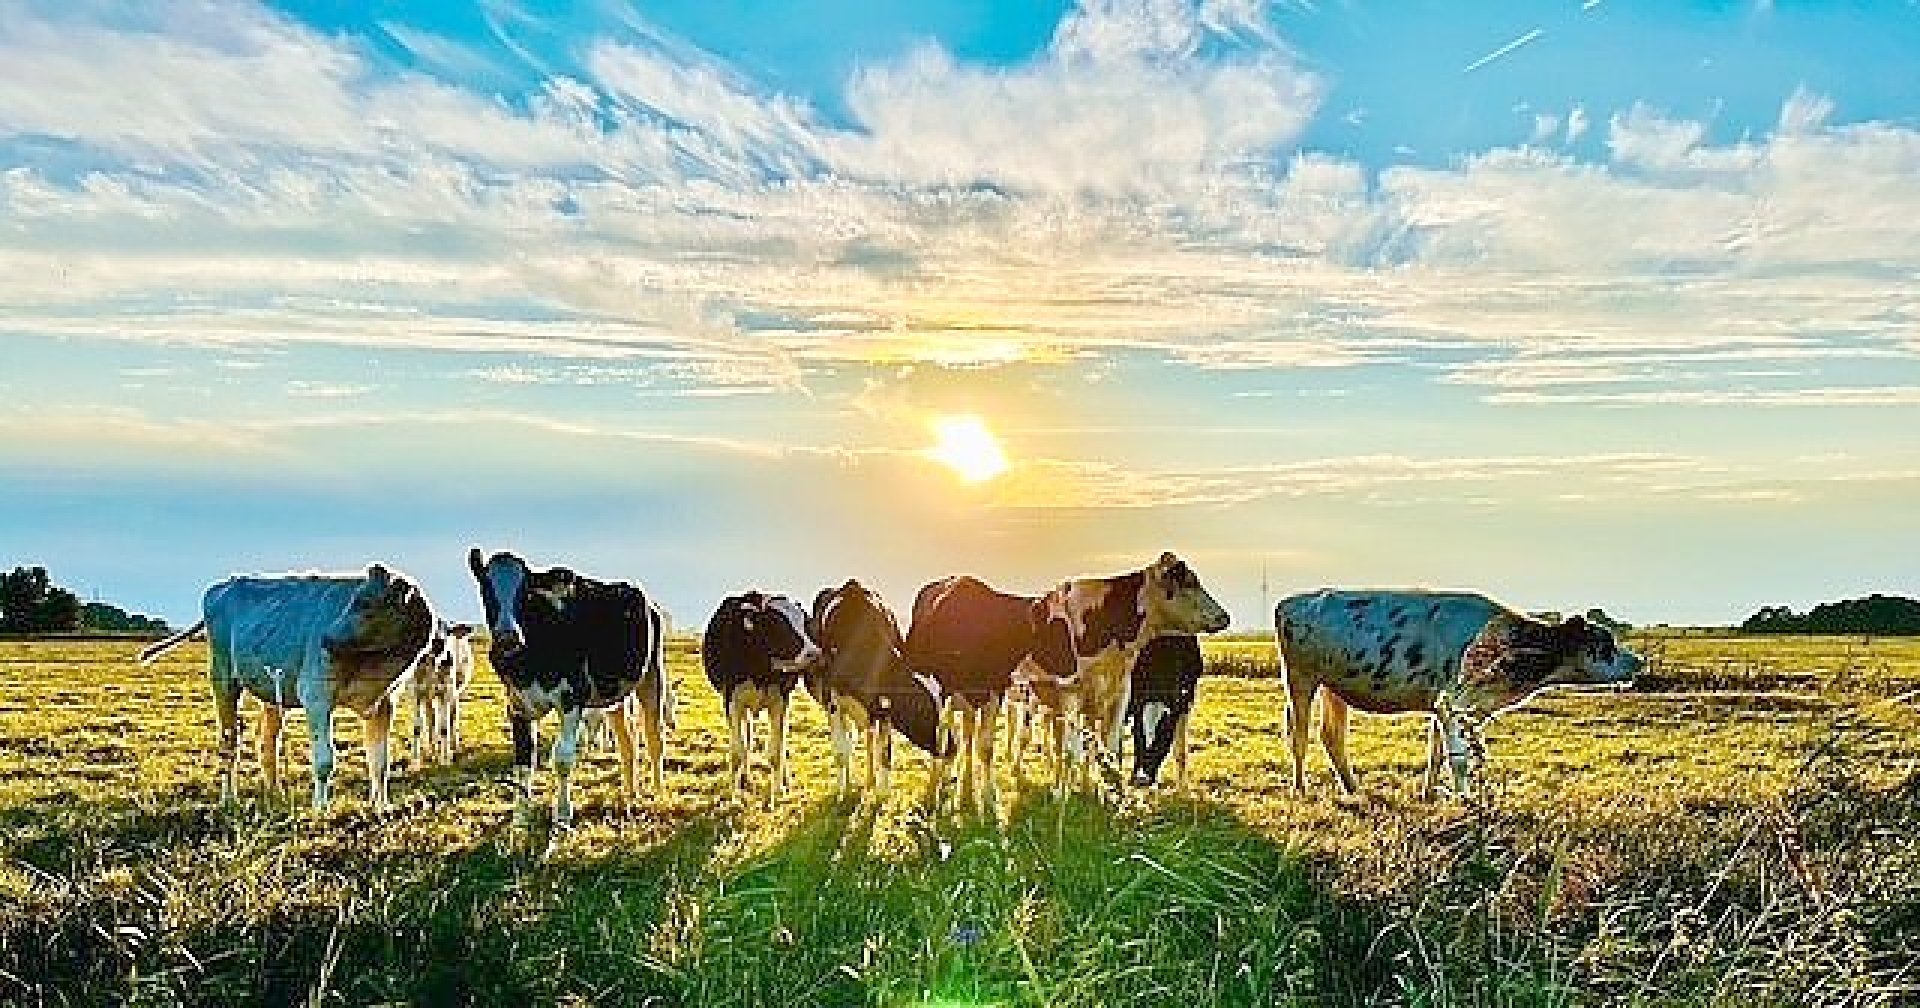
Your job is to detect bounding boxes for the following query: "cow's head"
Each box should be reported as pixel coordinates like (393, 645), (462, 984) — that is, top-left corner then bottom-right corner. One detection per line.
(1538, 615), (1641, 688)
(322, 563), (432, 657)
(733, 591), (822, 669)
(469, 548), (575, 658)
(1143, 552), (1230, 635)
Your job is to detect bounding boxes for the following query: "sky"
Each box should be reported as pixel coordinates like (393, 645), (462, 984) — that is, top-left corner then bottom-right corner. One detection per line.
(3, 0), (1918, 630)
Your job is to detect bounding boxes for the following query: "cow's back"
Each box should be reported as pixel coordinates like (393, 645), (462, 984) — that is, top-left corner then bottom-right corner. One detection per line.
(1275, 590), (1506, 712)
(204, 576), (359, 669)
(904, 576), (1035, 699)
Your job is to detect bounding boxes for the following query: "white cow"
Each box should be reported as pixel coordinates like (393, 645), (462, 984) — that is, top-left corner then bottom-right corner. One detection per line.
(139, 565), (439, 810)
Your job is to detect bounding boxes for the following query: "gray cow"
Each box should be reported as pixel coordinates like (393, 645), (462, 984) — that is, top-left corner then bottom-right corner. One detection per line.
(1274, 590), (1641, 798)
(139, 565), (439, 810)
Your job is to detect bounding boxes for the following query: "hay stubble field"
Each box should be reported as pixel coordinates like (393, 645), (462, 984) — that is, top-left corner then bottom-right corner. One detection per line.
(2, 634), (1917, 1006)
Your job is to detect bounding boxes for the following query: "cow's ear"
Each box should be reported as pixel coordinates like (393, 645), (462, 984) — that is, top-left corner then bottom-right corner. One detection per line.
(367, 563), (391, 587)
(467, 548), (485, 576)
(1158, 551), (1178, 566)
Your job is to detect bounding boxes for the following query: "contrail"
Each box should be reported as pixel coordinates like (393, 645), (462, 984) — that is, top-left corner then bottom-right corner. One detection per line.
(1463, 27), (1544, 73)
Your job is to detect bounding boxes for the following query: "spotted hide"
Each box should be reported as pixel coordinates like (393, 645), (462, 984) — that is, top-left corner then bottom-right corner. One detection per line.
(811, 579), (953, 805)
(1011, 553), (1229, 793)
(702, 591), (821, 809)
(137, 565), (438, 811)
(1274, 589), (1642, 798)
(470, 548), (672, 828)
(1126, 634), (1203, 789)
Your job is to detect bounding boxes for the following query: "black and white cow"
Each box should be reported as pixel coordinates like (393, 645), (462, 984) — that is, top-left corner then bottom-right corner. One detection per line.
(1126, 634), (1204, 789)
(138, 565), (438, 810)
(810, 579), (953, 804)
(409, 620), (475, 767)
(702, 591), (821, 809)
(469, 548), (672, 827)
(1012, 553), (1229, 792)
(902, 575), (1038, 814)
(1274, 589), (1642, 798)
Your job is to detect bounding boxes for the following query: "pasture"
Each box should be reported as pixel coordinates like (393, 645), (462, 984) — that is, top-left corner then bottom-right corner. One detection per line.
(2, 634), (1917, 1006)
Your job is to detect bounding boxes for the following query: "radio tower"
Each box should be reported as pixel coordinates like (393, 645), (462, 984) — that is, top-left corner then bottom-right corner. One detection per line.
(1259, 560), (1270, 628)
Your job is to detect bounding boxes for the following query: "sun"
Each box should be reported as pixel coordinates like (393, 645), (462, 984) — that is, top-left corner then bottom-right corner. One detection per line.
(926, 415), (1010, 484)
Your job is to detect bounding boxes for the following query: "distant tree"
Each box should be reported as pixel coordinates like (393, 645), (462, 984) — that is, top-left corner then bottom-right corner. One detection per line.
(78, 602), (170, 635)
(0, 566), (82, 634)
(1741, 595), (1920, 636)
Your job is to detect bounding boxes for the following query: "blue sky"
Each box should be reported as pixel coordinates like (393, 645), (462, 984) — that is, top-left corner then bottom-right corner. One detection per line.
(3, 0), (1918, 628)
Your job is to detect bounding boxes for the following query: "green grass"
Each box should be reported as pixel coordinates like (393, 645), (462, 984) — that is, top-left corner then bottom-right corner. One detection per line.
(2, 638), (1917, 1005)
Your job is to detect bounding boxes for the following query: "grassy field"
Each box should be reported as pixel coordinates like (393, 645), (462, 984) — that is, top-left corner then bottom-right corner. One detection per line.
(2, 634), (1917, 1006)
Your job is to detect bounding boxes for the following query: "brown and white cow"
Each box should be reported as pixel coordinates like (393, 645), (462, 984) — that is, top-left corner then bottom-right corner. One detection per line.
(410, 620), (475, 767)
(1011, 553), (1229, 792)
(1274, 589), (1641, 798)
(137, 565), (439, 811)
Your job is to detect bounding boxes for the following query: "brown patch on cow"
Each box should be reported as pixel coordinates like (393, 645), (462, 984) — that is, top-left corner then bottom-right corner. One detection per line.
(1076, 572), (1146, 657)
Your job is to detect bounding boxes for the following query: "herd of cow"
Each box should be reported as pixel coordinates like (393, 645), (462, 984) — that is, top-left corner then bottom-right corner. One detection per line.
(136, 548), (1643, 828)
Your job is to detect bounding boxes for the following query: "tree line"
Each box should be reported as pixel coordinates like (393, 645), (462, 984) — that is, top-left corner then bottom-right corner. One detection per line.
(1741, 594), (1920, 636)
(0, 566), (170, 635)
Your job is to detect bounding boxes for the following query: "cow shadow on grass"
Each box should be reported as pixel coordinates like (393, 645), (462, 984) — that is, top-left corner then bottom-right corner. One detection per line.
(6, 770), (1545, 1008)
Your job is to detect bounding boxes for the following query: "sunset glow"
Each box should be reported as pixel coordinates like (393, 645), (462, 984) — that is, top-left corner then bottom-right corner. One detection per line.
(927, 416), (1010, 484)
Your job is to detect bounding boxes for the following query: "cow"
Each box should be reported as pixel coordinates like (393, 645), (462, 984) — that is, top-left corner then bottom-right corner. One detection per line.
(902, 575), (1038, 815)
(137, 565), (438, 811)
(1126, 634), (1204, 789)
(409, 620), (475, 767)
(1274, 589), (1642, 799)
(1012, 552), (1230, 792)
(702, 591), (822, 809)
(468, 548), (672, 828)
(809, 579), (953, 805)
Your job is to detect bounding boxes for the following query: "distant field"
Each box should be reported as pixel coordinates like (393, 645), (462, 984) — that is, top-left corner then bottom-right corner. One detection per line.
(2, 636), (1917, 1005)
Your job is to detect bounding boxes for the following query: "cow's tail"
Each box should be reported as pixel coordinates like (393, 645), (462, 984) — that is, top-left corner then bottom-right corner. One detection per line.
(138, 620), (206, 665)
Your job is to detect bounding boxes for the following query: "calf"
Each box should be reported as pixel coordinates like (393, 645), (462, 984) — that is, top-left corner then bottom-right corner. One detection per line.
(1274, 589), (1641, 798)
(702, 591), (822, 809)
(810, 579), (953, 804)
(409, 621), (475, 767)
(470, 548), (672, 828)
(1013, 552), (1229, 792)
(1126, 634), (1204, 789)
(138, 565), (437, 811)
(902, 575), (1038, 814)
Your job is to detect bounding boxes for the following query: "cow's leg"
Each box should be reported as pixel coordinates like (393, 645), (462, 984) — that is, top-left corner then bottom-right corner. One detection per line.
(829, 702), (853, 798)
(210, 675), (243, 808)
(1285, 677), (1316, 792)
(509, 710), (537, 827)
(303, 701), (337, 812)
(606, 701), (637, 814)
(975, 699), (1000, 815)
(363, 695), (394, 811)
(1420, 717), (1445, 801)
(1174, 709), (1192, 792)
(410, 685), (430, 768)
(725, 692), (750, 796)
(550, 705), (584, 828)
(637, 692), (665, 795)
(1008, 695), (1030, 779)
(766, 696), (790, 811)
(1319, 689), (1357, 794)
(1434, 704), (1473, 799)
(257, 703), (285, 800)
(447, 693), (462, 762)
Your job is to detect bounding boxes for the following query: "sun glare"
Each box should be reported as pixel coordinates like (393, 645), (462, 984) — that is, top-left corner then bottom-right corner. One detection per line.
(927, 415), (1010, 484)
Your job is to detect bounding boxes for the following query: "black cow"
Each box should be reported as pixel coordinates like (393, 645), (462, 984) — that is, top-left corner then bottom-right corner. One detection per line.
(1126, 634), (1203, 789)
(811, 579), (952, 804)
(469, 548), (672, 827)
(702, 592), (821, 809)
(903, 575), (1038, 814)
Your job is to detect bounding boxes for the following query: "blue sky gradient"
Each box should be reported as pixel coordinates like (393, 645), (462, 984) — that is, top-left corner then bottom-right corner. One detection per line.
(3, 0), (1917, 628)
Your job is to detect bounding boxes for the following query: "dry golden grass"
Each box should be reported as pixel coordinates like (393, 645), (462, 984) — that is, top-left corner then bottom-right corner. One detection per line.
(2, 635), (1917, 1005)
